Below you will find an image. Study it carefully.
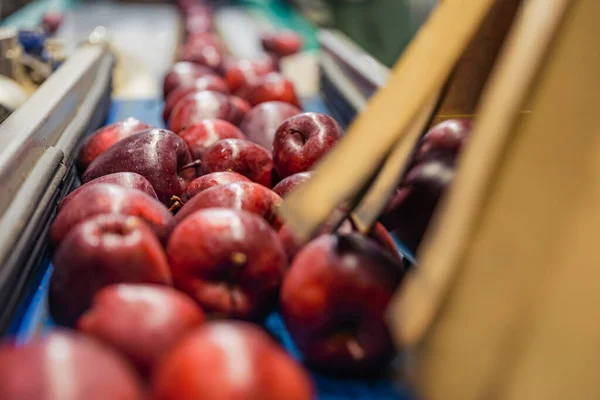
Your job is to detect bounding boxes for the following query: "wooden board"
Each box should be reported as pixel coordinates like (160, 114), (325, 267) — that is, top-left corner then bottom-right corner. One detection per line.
(390, 0), (600, 398)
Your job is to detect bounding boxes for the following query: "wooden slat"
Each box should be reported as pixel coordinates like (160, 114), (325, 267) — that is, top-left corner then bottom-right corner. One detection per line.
(278, 0), (497, 241)
(389, 0), (593, 398)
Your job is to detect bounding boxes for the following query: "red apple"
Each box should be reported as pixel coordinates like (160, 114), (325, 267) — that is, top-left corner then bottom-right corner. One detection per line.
(415, 118), (472, 164)
(0, 331), (144, 400)
(261, 31), (304, 58)
(82, 129), (195, 206)
(272, 171), (312, 198)
(50, 214), (172, 326)
(381, 159), (455, 254)
(77, 284), (205, 376)
(180, 171), (251, 203)
(239, 101), (301, 149)
(178, 43), (224, 72)
(163, 62), (214, 98)
(224, 58), (277, 93)
(278, 216), (401, 265)
(177, 119), (245, 160)
(236, 72), (301, 108)
(273, 112), (342, 178)
(168, 91), (250, 133)
(281, 233), (404, 375)
(168, 209), (286, 319)
(152, 321), (314, 400)
(77, 118), (151, 171)
(162, 75), (229, 123)
(50, 184), (176, 246)
(58, 172), (157, 211)
(201, 138), (273, 187)
(175, 181), (283, 229)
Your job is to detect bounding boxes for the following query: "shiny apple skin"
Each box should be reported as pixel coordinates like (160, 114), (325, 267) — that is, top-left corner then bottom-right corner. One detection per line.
(239, 101), (301, 149)
(162, 75), (229, 123)
(152, 321), (314, 400)
(167, 209), (286, 319)
(77, 284), (205, 376)
(163, 62), (214, 98)
(81, 129), (195, 206)
(201, 138), (274, 188)
(50, 184), (176, 246)
(415, 118), (472, 164)
(180, 171), (251, 203)
(273, 112), (343, 179)
(174, 181), (283, 229)
(177, 119), (245, 160)
(77, 117), (151, 171)
(236, 72), (301, 108)
(0, 331), (144, 400)
(271, 171), (313, 198)
(281, 233), (404, 376)
(224, 58), (277, 93)
(50, 214), (172, 326)
(58, 172), (158, 212)
(168, 91), (250, 133)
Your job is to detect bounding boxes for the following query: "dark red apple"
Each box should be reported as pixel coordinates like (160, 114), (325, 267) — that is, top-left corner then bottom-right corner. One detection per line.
(180, 171), (251, 203)
(77, 284), (205, 376)
(163, 62), (214, 98)
(201, 138), (273, 187)
(239, 101), (301, 149)
(178, 43), (224, 72)
(415, 118), (472, 164)
(273, 112), (342, 178)
(261, 31), (304, 58)
(162, 75), (229, 123)
(82, 129), (195, 205)
(50, 214), (172, 326)
(236, 72), (301, 108)
(272, 171), (312, 198)
(168, 91), (250, 133)
(380, 159), (455, 254)
(230, 95), (252, 121)
(279, 219), (401, 265)
(50, 184), (176, 246)
(177, 119), (245, 160)
(77, 117), (151, 171)
(281, 233), (404, 375)
(0, 331), (144, 400)
(224, 58), (277, 93)
(168, 209), (286, 319)
(58, 172), (157, 211)
(175, 181), (283, 229)
(152, 321), (314, 400)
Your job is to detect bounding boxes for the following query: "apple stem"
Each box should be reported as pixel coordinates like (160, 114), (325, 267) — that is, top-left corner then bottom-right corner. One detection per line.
(179, 159), (201, 173)
(347, 339), (366, 360)
(169, 195), (183, 214)
(230, 252), (247, 266)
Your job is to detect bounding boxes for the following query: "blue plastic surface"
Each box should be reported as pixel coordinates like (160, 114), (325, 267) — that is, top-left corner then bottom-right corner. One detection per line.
(10, 97), (414, 400)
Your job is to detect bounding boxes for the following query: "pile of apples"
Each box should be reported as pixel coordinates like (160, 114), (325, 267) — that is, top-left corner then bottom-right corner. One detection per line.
(0, 2), (409, 400)
(0, 1), (474, 398)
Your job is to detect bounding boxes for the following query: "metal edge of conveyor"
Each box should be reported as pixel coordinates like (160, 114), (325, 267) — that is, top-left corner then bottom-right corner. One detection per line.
(318, 29), (389, 126)
(0, 43), (114, 333)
